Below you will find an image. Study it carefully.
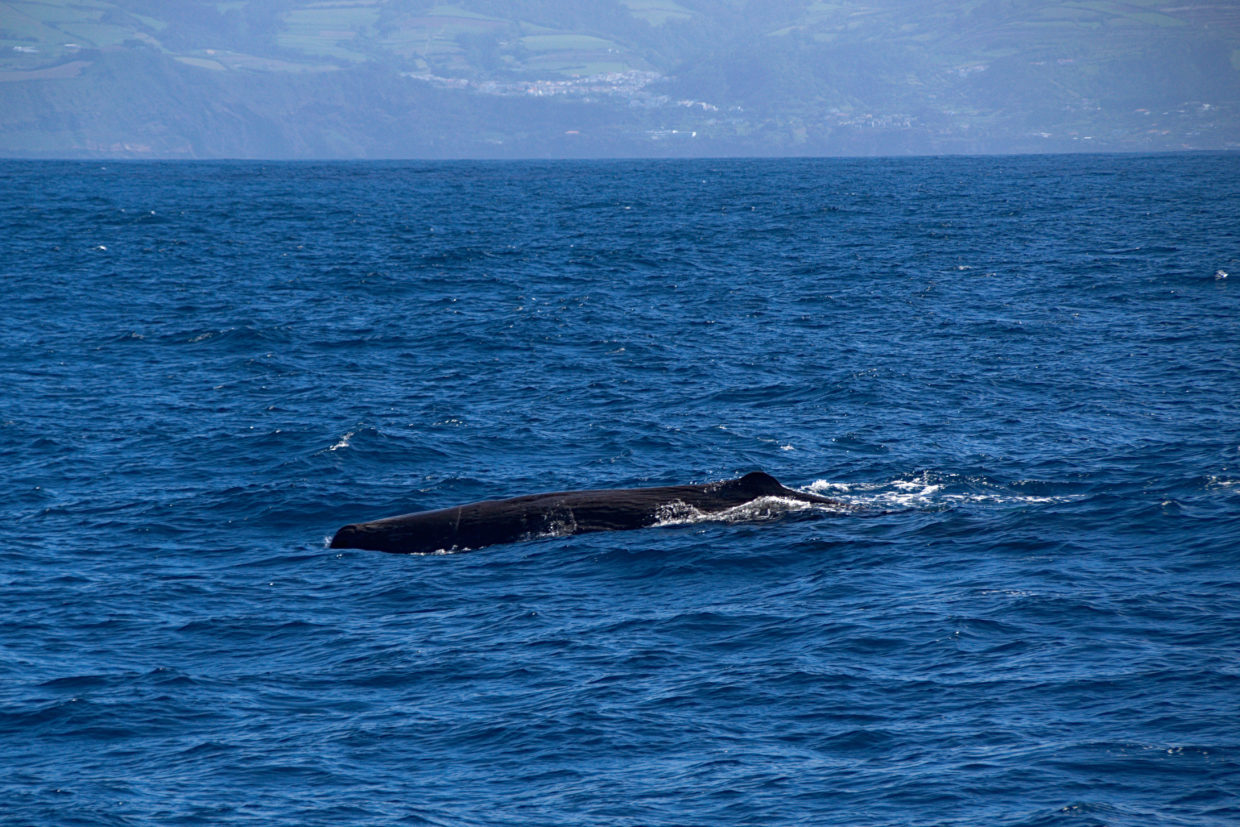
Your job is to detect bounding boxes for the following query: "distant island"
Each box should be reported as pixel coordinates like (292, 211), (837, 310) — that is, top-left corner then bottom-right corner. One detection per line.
(2, 0), (1237, 158)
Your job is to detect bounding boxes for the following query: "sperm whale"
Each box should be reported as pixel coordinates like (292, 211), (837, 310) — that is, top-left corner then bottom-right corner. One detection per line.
(330, 471), (848, 554)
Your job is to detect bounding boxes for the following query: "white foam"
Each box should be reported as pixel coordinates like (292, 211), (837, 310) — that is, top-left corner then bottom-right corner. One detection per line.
(651, 495), (845, 528)
(808, 478), (940, 508)
(808, 477), (1083, 509)
(943, 493), (1063, 504)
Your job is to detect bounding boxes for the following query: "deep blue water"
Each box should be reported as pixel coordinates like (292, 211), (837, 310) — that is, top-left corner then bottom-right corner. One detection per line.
(2, 154), (1239, 826)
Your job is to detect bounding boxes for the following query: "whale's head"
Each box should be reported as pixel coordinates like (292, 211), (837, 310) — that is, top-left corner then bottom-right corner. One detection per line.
(329, 524), (362, 549)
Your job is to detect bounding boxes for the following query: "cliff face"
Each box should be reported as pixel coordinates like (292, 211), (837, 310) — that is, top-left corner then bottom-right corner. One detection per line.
(3, 1), (1238, 158)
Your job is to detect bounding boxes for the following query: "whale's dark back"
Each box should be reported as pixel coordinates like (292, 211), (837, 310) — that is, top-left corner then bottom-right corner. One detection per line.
(330, 471), (843, 554)
(731, 471), (786, 497)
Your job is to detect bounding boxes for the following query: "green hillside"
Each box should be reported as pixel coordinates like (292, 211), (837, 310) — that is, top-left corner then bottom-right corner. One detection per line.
(1, 0), (1237, 157)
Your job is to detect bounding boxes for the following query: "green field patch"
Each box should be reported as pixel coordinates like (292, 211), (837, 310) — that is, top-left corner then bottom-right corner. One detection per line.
(379, 30), (460, 58)
(277, 3), (380, 62)
(175, 56), (226, 71)
(0, 23), (58, 50)
(276, 34), (369, 63)
(619, 0), (692, 26)
(2, 0), (171, 54)
(1127, 11), (1186, 27)
(276, 36), (369, 62)
(1034, 6), (1100, 23)
(520, 34), (621, 52)
(425, 5), (497, 21)
(132, 12), (165, 32)
(414, 15), (504, 30)
(373, 7), (509, 60)
(55, 20), (133, 47)
(175, 50), (335, 73)
(1071, 1), (1185, 27)
(1, 1), (98, 47)
(802, 2), (850, 27)
(1015, 20), (1081, 31)
(6, 0), (107, 26)
(377, 18), (502, 60)
(281, 4), (380, 33)
(389, 15), (505, 37)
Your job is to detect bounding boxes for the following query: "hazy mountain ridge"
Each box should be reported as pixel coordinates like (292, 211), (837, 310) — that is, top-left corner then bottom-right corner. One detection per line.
(2, 0), (1237, 157)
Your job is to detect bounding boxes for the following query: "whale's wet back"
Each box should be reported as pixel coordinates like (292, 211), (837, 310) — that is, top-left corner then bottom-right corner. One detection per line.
(330, 471), (848, 554)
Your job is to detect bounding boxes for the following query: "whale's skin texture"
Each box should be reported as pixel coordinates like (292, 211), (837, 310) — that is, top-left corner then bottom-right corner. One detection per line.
(329, 471), (846, 554)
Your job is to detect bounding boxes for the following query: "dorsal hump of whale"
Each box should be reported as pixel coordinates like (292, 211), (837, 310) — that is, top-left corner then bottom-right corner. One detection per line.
(733, 471), (786, 495)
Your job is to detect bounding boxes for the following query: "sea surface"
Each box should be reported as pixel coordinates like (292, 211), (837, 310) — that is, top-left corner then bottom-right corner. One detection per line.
(2, 154), (1238, 826)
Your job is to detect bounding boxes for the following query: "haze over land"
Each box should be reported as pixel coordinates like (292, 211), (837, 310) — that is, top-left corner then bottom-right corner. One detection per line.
(2, 0), (1238, 158)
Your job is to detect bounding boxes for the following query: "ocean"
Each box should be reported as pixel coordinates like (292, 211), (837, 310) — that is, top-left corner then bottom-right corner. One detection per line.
(1, 153), (1238, 826)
